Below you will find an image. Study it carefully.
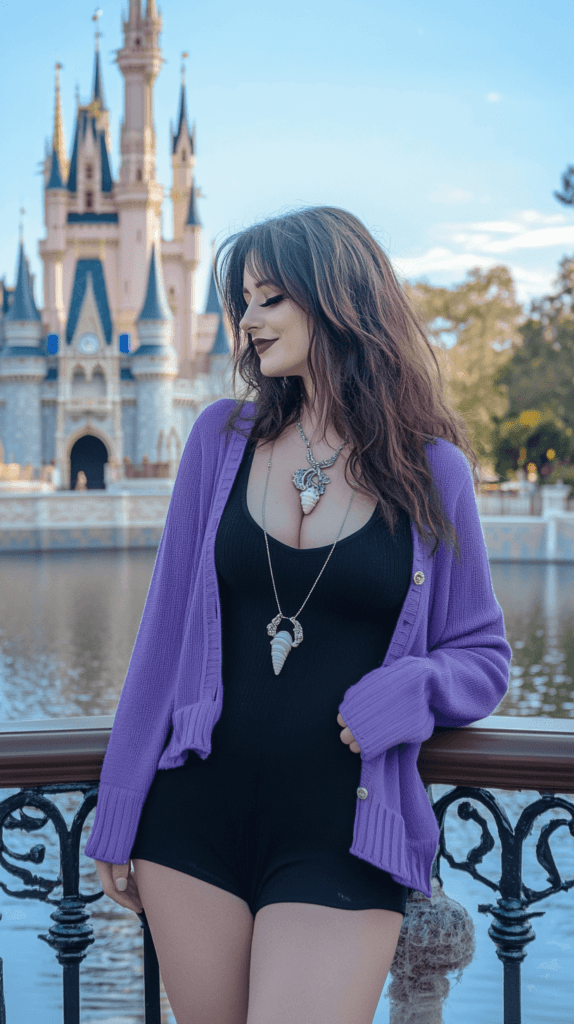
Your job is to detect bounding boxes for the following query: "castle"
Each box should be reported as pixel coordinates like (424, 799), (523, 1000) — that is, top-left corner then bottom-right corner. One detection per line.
(0, 0), (232, 491)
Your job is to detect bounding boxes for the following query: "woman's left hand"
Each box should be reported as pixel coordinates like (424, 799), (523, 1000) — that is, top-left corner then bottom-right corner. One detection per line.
(337, 712), (361, 754)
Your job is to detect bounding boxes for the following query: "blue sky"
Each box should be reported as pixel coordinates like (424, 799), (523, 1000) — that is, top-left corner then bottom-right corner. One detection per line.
(1, 0), (573, 315)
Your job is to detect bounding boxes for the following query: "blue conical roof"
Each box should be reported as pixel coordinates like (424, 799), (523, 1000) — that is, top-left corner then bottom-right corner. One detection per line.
(5, 242), (41, 323)
(203, 263), (229, 354)
(211, 314), (230, 355)
(92, 49), (106, 109)
(172, 80), (190, 153)
(137, 244), (173, 322)
(204, 262), (220, 313)
(186, 182), (201, 226)
(67, 110), (80, 191)
(46, 145), (64, 189)
(100, 131), (113, 191)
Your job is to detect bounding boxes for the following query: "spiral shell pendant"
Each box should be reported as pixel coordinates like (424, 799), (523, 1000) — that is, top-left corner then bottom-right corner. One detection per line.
(266, 615), (304, 676)
(270, 630), (293, 675)
(300, 488), (320, 515)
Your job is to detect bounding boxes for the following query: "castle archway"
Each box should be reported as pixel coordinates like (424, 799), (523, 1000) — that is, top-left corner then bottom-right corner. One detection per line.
(69, 434), (109, 490)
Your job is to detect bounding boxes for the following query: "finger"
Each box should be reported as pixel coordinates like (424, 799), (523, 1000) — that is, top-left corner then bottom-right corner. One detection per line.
(109, 878), (143, 914)
(337, 713), (345, 726)
(112, 860), (131, 892)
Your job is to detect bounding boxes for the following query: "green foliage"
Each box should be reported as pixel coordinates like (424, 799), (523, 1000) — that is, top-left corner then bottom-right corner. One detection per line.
(405, 254), (574, 483)
(490, 407), (574, 481)
(407, 265), (524, 471)
(495, 255), (574, 423)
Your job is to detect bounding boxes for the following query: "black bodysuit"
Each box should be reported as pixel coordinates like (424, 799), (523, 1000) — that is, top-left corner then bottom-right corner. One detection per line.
(131, 434), (413, 916)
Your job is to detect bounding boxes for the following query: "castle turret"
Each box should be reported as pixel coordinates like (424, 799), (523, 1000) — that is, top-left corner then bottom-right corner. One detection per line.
(0, 237), (44, 465)
(170, 54), (195, 241)
(90, 12), (112, 154)
(42, 64), (69, 337)
(115, 0), (164, 340)
(132, 243), (178, 464)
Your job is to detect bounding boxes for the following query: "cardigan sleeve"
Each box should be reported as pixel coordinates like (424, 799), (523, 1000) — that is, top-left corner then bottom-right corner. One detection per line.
(337, 462), (512, 762)
(83, 411), (207, 863)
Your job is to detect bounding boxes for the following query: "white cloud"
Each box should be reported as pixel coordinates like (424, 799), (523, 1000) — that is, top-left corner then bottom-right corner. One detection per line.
(392, 208), (574, 306)
(429, 187), (474, 205)
(463, 221), (524, 233)
(433, 208), (574, 257)
(521, 210), (567, 225)
(392, 248), (555, 306)
(487, 93), (502, 102)
(393, 248), (500, 278)
(460, 224), (574, 253)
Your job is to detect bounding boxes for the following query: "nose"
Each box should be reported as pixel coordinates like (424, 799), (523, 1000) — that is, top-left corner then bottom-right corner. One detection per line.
(239, 298), (264, 336)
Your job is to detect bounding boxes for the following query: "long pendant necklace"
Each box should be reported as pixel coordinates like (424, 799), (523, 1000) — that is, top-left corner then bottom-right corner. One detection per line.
(263, 419), (355, 675)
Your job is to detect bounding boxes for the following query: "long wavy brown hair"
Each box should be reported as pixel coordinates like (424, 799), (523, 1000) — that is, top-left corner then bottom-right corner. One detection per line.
(214, 205), (480, 559)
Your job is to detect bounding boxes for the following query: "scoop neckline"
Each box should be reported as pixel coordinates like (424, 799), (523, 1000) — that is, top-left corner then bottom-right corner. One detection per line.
(239, 436), (378, 553)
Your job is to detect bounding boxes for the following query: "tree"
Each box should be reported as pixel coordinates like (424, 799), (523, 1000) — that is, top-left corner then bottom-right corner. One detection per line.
(406, 265), (525, 474)
(494, 255), (574, 428)
(554, 165), (574, 207)
(490, 407), (574, 481)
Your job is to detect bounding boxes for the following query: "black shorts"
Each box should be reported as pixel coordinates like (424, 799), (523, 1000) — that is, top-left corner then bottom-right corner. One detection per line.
(130, 731), (410, 919)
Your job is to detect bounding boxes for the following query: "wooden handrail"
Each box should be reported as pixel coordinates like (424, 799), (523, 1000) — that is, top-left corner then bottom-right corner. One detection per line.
(0, 714), (572, 792)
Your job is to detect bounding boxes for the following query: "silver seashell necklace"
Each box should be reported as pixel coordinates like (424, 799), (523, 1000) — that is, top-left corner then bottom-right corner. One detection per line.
(263, 412), (355, 676)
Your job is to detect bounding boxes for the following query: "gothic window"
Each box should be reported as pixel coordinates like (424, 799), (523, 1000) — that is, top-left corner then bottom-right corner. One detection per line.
(136, 168), (142, 181)
(135, 37), (141, 46)
(85, 164), (93, 180)
(85, 191), (94, 210)
(182, 149), (186, 162)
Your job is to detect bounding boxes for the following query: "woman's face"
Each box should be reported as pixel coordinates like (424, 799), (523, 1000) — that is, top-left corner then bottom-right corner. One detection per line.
(239, 261), (314, 399)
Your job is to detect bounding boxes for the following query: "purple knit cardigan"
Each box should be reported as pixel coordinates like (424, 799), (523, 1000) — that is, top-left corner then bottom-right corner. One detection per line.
(84, 398), (512, 897)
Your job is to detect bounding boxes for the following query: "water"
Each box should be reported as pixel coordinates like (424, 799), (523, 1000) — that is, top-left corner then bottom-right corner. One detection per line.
(0, 551), (573, 1022)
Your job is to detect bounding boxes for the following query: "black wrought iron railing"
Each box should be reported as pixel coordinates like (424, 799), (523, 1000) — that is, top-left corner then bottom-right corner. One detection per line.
(0, 714), (572, 1024)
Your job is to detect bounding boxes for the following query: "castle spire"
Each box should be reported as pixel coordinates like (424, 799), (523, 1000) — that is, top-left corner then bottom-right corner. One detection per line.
(172, 53), (191, 153)
(137, 243), (173, 322)
(5, 237), (41, 323)
(185, 181), (201, 226)
(203, 247), (229, 355)
(52, 62), (68, 183)
(92, 9), (106, 109)
(204, 253), (221, 314)
(128, 0), (141, 25)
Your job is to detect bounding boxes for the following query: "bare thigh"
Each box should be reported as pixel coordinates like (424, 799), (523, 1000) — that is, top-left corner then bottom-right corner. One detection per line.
(131, 858), (254, 1024)
(247, 902), (404, 1024)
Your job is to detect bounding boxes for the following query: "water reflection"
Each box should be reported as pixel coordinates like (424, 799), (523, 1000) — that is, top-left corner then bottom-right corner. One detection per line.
(489, 561), (574, 718)
(1, 551), (574, 722)
(0, 551), (573, 1022)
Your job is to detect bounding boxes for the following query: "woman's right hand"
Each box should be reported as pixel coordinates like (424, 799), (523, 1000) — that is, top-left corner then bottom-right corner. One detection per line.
(94, 858), (144, 915)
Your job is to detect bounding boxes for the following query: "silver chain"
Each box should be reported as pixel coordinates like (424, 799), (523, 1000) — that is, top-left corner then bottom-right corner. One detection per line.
(262, 423), (355, 628)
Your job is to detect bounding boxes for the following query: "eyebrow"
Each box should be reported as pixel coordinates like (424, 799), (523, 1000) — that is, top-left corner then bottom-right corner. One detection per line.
(242, 278), (275, 295)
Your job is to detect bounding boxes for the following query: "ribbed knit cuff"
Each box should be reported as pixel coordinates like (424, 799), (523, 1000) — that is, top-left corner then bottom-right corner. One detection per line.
(338, 656), (435, 761)
(83, 784), (146, 864)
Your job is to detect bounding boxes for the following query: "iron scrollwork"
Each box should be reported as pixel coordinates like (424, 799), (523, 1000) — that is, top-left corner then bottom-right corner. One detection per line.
(431, 785), (574, 1024)
(0, 782), (161, 1024)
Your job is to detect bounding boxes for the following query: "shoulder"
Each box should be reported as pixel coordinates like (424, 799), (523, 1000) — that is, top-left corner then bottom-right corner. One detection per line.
(188, 398), (254, 440)
(194, 398), (237, 432)
(424, 436), (473, 499)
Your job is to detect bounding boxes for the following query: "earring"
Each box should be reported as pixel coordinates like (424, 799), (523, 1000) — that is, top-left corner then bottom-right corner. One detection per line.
(281, 376), (288, 390)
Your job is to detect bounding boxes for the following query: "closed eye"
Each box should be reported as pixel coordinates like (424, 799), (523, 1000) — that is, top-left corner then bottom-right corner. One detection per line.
(260, 295), (284, 307)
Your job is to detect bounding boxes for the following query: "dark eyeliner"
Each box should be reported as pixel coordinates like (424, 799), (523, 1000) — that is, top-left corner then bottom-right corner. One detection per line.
(260, 295), (283, 307)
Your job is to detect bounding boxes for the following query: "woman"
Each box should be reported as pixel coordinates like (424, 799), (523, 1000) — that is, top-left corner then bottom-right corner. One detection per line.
(85, 206), (511, 1024)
